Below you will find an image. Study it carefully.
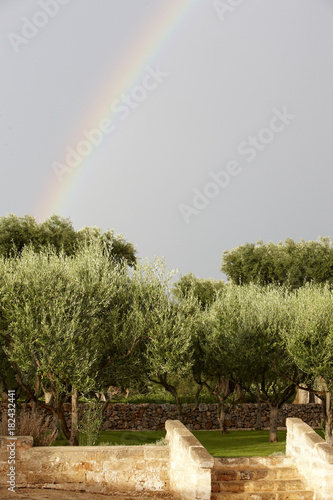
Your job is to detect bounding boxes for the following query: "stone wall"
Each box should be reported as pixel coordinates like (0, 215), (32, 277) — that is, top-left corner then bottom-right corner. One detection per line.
(1, 419), (332, 499)
(0, 421), (215, 499)
(166, 420), (213, 500)
(286, 418), (333, 500)
(0, 402), (323, 431)
(0, 436), (170, 495)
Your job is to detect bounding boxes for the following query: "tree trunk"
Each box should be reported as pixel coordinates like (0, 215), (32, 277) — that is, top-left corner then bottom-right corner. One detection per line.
(169, 386), (182, 420)
(31, 375), (42, 412)
(318, 378), (333, 444)
(325, 391), (333, 444)
(0, 381), (8, 402)
(56, 403), (71, 441)
(154, 375), (182, 420)
(317, 394), (327, 429)
(69, 388), (79, 446)
(49, 413), (61, 442)
(217, 396), (228, 434)
(43, 390), (54, 405)
(193, 384), (203, 411)
(269, 405), (279, 442)
(254, 382), (262, 431)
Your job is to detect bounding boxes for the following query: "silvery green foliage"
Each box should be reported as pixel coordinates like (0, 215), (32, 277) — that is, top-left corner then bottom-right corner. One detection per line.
(79, 399), (104, 446)
(222, 237), (333, 289)
(0, 243), (134, 402)
(282, 284), (333, 393)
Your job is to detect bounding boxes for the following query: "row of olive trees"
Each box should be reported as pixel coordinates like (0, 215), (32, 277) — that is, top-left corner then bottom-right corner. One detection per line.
(174, 275), (333, 443)
(0, 243), (332, 444)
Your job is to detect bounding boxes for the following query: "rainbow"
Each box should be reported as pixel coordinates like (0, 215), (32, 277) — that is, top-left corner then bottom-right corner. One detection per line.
(35, 0), (200, 222)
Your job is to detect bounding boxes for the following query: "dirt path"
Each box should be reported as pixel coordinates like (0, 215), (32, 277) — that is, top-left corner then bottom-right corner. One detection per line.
(0, 488), (174, 499)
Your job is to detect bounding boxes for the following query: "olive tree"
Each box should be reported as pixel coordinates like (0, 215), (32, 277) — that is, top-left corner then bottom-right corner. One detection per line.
(205, 284), (307, 441)
(124, 259), (199, 417)
(0, 213), (136, 266)
(221, 237), (333, 288)
(173, 273), (224, 309)
(282, 284), (333, 443)
(0, 244), (139, 445)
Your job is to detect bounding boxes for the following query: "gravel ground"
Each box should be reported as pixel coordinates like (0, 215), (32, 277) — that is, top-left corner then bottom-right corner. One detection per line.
(0, 488), (175, 500)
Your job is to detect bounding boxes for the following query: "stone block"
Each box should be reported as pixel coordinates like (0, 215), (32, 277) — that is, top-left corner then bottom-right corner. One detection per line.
(303, 430), (324, 447)
(0, 436), (33, 450)
(293, 422), (314, 440)
(115, 447), (145, 459)
(16, 475), (27, 485)
(103, 459), (132, 472)
(211, 481), (221, 493)
(133, 459), (148, 471)
(276, 493), (313, 500)
(81, 449), (114, 461)
(181, 435), (203, 450)
(25, 470), (86, 484)
(212, 469), (238, 482)
(286, 417), (304, 429)
(190, 446), (214, 468)
(72, 461), (96, 472)
(165, 419), (186, 433)
(215, 456), (250, 468)
(219, 481), (246, 493)
(194, 486), (212, 499)
(254, 469), (274, 481)
(40, 461), (64, 473)
(240, 469), (256, 480)
(275, 468), (298, 480)
(146, 459), (169, 471)
(85, 471), (106, 484)
(17, 461), (40, 474)
(316, 443), (333, 464)
(144, 446), (170, 459)
(276, 479), (305, 491)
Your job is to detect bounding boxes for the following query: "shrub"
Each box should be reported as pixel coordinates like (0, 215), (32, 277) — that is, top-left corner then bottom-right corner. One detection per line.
(0, 410), (55, 446)
(17, 411), (55, 446)
(79, 399), (103, 446)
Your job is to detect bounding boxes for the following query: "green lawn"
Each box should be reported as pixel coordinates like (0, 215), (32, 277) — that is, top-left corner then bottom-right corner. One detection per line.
(91, 429), (286, 457)
(52, 430), (166, 447)
(93, 430), (166, 446)
(193, 430), (286, 457)
(52, 428), (325, 457)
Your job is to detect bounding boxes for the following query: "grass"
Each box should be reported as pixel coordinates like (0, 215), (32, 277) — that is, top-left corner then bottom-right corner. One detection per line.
(52, 430), (166, 447)
(52, 429), (287, 455)
(192, 430), (287, 457)
(90, 430), (166, 446)
(51, 428), (326, 456)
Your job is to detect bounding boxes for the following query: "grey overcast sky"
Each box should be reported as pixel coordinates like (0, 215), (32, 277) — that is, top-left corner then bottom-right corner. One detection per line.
(1, 0), (333, 279)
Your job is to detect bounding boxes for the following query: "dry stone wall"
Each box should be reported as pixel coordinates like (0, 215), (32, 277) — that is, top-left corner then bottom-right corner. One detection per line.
(0, 402), (323, 431)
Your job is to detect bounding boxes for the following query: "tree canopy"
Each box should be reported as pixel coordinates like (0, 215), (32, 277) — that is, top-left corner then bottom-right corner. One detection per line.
(221, 238), (333, 288)
(0, 244), (138, 443)
(0, 214), (136, 266)
(173, 272), (224, 309)
(282, 284), (333, 443)
(199, 283), (307, 441)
